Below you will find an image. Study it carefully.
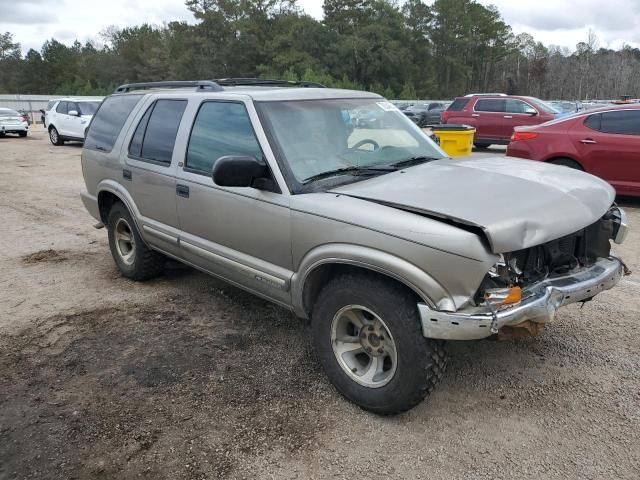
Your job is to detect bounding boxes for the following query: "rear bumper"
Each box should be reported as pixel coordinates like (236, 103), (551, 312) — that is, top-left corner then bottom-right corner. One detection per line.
(0, 123), (28, 133)
(80, 190), (101, 222)
(419, 256), (625, 340)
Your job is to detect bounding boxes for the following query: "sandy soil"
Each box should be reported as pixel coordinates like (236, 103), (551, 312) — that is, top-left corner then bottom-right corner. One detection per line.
(1, 130), (639, 479)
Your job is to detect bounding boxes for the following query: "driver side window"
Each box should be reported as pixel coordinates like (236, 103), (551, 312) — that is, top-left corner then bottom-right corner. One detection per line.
(185, 101), (263, 176)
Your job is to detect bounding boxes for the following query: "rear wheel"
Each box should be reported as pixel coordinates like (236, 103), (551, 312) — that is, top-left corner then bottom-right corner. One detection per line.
(311, 272), (447, 415)
(49, 126), (64, 145)
(474, 142), (491, 149)
(549, 157), (583, 170)
(107, 202), (165, 280)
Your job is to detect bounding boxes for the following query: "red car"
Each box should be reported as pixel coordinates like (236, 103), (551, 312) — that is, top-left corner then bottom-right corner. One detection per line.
(442, 94), (558, 148)
(507, 105), (640, 196)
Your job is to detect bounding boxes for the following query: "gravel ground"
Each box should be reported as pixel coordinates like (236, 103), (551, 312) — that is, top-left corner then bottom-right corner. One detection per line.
(1, 130), (639, 480)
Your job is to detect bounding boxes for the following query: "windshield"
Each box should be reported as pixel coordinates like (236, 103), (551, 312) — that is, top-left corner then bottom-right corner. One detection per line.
(258, 98), (446, 190)
(550, 101), (576, 113)
(77, 101), (100, 115)
(528, 98), (561, 114)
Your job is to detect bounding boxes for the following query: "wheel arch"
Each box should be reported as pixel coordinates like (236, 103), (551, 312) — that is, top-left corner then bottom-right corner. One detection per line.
(96, 181), (142, 230)
(544, 155), (585, 170)
(291, 244), (454, 319)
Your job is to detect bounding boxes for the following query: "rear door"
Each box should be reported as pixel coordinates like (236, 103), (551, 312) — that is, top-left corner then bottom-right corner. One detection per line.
(122, 97), (187, 255)
(472, 98), (506, 140)
(571, 110), (640, 194)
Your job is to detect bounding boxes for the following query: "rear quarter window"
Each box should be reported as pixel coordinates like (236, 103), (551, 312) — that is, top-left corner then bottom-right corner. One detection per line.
(84, 95), (143, 153)
(447, 98), (469, 111)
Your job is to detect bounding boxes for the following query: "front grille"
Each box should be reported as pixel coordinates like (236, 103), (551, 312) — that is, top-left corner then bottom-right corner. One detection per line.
(508, 216), (614, 286)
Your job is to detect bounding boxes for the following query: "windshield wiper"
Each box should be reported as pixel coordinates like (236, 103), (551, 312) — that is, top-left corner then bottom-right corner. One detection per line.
(302, 165), (394, 184)
(390, 156), (442, 169)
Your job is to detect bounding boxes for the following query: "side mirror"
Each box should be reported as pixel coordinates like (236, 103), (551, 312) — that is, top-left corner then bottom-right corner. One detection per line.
(68, 110), (80, 117)
(212, 155), (269, 188)
(524, 108), (537, 115)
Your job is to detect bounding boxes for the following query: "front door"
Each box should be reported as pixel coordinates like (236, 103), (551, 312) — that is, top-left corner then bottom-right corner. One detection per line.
(175, 100), (293, 305)
(572, 109), (640, 195)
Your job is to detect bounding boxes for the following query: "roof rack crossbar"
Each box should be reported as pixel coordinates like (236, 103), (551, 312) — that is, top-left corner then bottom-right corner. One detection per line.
(213, 78), (326, 88)
(114, 80), (223, 93)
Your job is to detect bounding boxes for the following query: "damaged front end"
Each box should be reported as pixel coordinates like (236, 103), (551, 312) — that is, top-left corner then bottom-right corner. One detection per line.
(418, 206), (630, 340)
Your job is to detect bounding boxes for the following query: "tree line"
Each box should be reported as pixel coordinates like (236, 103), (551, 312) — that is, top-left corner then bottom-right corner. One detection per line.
(1, 0), (639, 100)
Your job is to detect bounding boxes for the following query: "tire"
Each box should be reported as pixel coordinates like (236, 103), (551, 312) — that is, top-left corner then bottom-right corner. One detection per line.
(311, 273), (447, 415)
(474, 142), (491, 149)
(49, 126), (64, 146)
(106, 202), (165, 280)
(19, 131), (27, 137)
(549, 158), (583, 170)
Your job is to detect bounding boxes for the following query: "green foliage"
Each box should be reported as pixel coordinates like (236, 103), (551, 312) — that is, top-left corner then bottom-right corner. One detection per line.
(1, 1), (637, 99)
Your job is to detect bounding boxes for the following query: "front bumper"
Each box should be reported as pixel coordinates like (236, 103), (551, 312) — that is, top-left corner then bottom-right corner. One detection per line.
(419, 256), (625, 340)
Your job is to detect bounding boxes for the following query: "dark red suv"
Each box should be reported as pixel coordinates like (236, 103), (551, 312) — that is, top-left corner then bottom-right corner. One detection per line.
(443, 94), (559, 148)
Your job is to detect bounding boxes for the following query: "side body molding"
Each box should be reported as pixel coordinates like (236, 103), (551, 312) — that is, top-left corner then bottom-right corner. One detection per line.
(290, 243), (455, 318)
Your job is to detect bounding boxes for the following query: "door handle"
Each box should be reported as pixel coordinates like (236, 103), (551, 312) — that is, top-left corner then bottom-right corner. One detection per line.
(471, 113), (480, 117)
(580, 138), (597, 144)
(503, 115), (513, 119)
(176, 184), (189, 198)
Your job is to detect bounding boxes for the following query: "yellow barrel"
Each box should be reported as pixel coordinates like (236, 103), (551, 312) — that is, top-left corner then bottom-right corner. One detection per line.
(429, 124), (476, 157)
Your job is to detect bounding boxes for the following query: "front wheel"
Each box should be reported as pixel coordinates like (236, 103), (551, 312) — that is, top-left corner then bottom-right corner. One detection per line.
(19, 131), (27, 137)
(49, 126), (63, 145)
(311, 273), (447, 415)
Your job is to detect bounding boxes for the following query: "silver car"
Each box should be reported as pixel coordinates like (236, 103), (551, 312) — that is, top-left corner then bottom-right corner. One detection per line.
(80, 80), (629, 414)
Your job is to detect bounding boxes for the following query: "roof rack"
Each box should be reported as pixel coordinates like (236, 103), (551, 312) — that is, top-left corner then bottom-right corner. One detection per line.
(464, 93), (507, 97)
(213, 78), (326, 88)
(114, 80), (223, 93)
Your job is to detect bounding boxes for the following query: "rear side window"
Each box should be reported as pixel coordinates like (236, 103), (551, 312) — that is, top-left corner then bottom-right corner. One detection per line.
(185, 102), (262, 175)
(600, 110), (640, 135)
(447, 98), (469, 111)
(584, 114), (601, 131)
(85, 95), (143, 152)
(56, 102), (68, 114)
(475, 99), (505, 112)
(127, 99), (187, 165)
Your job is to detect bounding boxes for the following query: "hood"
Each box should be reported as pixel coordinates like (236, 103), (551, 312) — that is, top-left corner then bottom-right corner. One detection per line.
(329, 157), (615, 253)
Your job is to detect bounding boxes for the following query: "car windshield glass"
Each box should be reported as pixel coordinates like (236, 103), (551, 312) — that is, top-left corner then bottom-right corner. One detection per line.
(258, 98), (446, 188)
(0, 109), (19, 117)
(551, 101), (575, 113)
(77, 102), (100, 115)
(530, 98), (560, 114)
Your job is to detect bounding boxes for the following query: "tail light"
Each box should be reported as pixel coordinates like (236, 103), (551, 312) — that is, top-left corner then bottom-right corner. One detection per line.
(511, 131), (538, 141)
(441, 110), (450, 123)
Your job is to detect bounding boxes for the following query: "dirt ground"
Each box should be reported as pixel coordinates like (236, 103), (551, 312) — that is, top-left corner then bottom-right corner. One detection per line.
(1, 129), (639, 480)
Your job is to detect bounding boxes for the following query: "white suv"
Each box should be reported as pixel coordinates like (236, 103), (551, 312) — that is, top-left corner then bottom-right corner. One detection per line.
(46, 98), (102, 145)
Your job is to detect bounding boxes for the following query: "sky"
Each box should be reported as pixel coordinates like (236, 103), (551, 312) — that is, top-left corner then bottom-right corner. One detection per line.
(2, 0), (640, 54)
